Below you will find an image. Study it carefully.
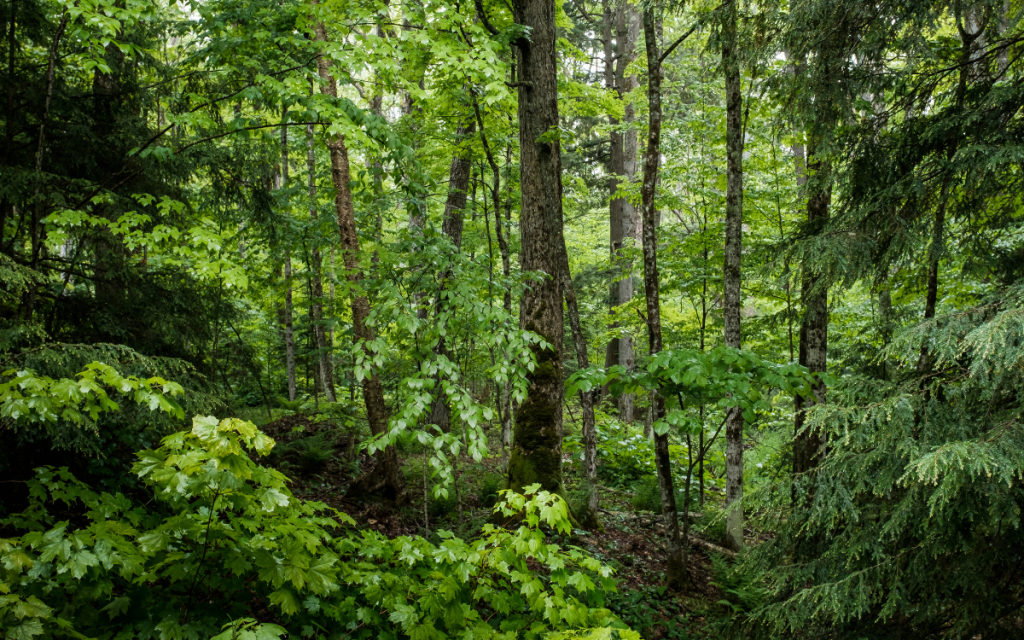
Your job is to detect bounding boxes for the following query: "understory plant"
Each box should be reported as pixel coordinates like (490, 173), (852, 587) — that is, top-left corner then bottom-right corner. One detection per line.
(0, 416), (637, 640)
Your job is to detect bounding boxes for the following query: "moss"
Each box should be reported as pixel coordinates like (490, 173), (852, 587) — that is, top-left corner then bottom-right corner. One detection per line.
(506, 339), (563, 495)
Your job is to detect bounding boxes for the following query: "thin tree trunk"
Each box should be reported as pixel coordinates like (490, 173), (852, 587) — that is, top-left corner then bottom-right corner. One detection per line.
(281, 112), (297, 402)
(305, 115), (336, 403)
(641, 7), (686, 589)
(559, 237), (600, 528)
(313, 19), (404, 500)
(429, 121), (476, 433)
(603, 1), (640, 421)
(505, 0), (566, 496)
(722, 0), (745, 552)
(793, 151), (829, 477)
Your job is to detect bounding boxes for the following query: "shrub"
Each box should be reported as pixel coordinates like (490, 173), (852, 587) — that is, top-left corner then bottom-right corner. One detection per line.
(0, 416), (638, 640)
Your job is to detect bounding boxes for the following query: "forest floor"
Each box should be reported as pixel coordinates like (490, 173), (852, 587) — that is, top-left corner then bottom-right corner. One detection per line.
(257, 412), (728, 639)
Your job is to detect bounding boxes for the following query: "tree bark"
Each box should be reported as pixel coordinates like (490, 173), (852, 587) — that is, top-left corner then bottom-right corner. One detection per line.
(279, 118), (297, 402)
(722, 0), (745, 552)
(429, 121), (476, 433)
(313, 20), (404, 500)
(603, 0), (640, 421)
(305, 117), (336, 403)
(505, 0), (566, 496)
(641, 7), (686, 589)
(560, 236), (599, 528)
(793, 152), (829, 477)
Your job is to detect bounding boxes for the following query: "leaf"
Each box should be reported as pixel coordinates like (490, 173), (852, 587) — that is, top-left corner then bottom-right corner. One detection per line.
(269, 588), (301, 616)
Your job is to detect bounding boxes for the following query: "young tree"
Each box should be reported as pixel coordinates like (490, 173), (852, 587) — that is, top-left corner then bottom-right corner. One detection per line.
(312, 19), (405, 500)
(721, 0), (745, 551)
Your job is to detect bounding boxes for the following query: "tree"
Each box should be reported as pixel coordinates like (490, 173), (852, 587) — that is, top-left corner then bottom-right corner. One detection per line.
(721, 0), (745, 550)
(311, 18), (404, 500)
(639, 4), (687, 589)
(504, 0), (569, 496)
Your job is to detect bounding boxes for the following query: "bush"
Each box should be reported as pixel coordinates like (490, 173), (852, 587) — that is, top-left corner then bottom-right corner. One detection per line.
(0, 416), (638, 640)
(631, 477), (662, 512)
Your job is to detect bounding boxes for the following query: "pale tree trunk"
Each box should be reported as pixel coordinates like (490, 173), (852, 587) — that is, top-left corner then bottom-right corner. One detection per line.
(505, 0), (566, 496)
(305, 115), (336, 402)
(428, 122), (476, 433)
(603, 0), (640, 422)
(313, 20), (404, 500)
(722, 0), (745, 552)
(640, 7), (686, 589)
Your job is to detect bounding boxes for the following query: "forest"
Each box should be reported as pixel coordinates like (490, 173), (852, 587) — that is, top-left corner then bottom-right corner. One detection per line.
(1, 0), (1023, 637)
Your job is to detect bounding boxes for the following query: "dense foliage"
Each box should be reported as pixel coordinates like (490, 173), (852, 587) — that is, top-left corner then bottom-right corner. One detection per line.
(2, 0), (1024, 637)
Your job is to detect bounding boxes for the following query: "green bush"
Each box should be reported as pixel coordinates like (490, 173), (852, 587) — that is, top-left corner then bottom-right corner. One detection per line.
(631, 477), (661, 512)
(0, 416), (637, 640)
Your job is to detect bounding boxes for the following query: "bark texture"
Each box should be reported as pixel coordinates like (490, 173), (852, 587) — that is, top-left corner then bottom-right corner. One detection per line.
(603, 0), (641, 422)
(506, 0), (566, 496)
(560, 238), (599, 529)
(306, 121), (336, 403)
(722, 0), (745, 552)
(313, 20), (404, 500)
(429, 122), (476, 433)
(793, 153), (829, 477)
(640, 8), (686, 589)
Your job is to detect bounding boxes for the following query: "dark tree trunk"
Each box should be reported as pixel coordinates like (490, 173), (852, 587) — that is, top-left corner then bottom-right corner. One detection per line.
(313, 21), (404, 500)
(640, 7), (686, 589)
(429, 122), (476, 433)
(559, 237), (599, 528)
(505, 0), (566, 496)
(304, 113), (336, 403)
(793, 152), (829, 477)
(722, 0), (745, 552)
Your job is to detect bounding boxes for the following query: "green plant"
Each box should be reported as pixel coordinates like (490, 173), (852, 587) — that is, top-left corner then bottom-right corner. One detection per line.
(631, 477), (662, 512)
(477, 471), (506, 508)
(710, 554), (764, 616)
(0, 416), (638, 640)
(264, 431), (338, 474)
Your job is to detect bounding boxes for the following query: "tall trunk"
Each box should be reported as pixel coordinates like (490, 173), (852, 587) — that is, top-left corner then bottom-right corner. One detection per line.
(722, 0), (745, 552)
(305, 116), (336, 403)
(505, 0), (566, 496)
(429, 121), (476, 433)
(313, 20), (404, 500)
(281, 114), (297, 402)
(559, 239), (599, 527)
(603, 0), (640, 421)
(283, 259), (298, 401)
(793, 150), (829, 477)
(640, 7), (686, 589)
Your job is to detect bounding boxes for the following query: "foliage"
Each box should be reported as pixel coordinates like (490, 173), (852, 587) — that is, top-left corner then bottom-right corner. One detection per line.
(0, 416), (638, 640)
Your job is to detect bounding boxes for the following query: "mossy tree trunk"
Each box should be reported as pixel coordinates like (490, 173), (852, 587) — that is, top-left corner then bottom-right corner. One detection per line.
(506, 0), (566, 497)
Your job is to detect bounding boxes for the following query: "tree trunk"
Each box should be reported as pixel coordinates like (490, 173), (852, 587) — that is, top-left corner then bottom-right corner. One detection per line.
(603, 0), (640, 421)
(722, 0), (745, 552)
(641, 7), (686, 589)
(429, 122), (476, 433)
(793, 151), (829, 477)
(560, 237), (600, 529)
(281, 114), (298, 402)
(305, 118), (336, 403)
(505, 0), (566, 496)
(313, 20), (404, 500)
